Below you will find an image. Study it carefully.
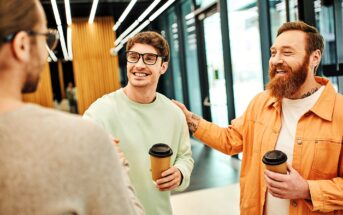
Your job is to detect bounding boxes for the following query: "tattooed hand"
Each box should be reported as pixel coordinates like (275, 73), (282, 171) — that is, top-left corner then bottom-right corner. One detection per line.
(172, 100), (201, 133)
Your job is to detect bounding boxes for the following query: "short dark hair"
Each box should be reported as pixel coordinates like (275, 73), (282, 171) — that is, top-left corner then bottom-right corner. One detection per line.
(277, 21), (324, 55)
(126, 31), (170, 63)
(0, 0), (39, 48)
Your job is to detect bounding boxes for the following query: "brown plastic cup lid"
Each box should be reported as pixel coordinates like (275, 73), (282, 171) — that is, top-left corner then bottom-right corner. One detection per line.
(262, 150), (287, 165)
(149, 143), (173, 158)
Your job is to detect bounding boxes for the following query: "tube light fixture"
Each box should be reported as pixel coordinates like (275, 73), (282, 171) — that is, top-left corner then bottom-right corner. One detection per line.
(113, 0), (138, 31)
(67, 27), (73, 60)
(58, 25), (69, 60)
(149, 0), (175, 21)
(138, 0), (161, 22)
(88, 0), (99, 24)
(46, 45), (58, 62)
(111, 0), (175, 54)
(51, 0), (61, 25)
(64, 0), (72, 25)
(114, 0), (160, 46)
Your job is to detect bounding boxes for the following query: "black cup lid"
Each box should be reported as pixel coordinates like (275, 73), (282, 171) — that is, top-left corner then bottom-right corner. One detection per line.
(149, 143), (173, 158)
(262, 150), (287, 165)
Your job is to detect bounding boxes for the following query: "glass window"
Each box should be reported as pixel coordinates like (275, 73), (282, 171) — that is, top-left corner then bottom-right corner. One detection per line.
(227, 0), (264, 117)
(289, 0), (299, 21)
(314, 0), (339, 90)
(269, 0), (287, 41)
(203, 13), (228, 126)
(182, 0), (203, 116)
(196, 0), (216, 8)
(168, 12), (184, 102)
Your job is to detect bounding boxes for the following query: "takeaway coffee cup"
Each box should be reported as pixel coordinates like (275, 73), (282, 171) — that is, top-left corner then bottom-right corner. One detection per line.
(262, 150), (288, 174)
(149, 143), (173, 181)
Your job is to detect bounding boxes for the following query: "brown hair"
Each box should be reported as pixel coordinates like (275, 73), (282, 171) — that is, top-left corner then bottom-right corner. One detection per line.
(277, 21), (324, 55)
(126, 31), (170, 63)
(0, 0), (39, 47)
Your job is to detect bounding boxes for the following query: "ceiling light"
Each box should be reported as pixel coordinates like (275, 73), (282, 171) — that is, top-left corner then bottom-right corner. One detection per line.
(51, 0), (61, 25)
(138, 0), (161, 22)
(149, 0), (175, 21)
(64, 0), (72, 25)
(114, 0), (160, 45)
(113, 0), (138, 31)
(67, 27), (73, 60)
(58, 25), (69, 60)
(88, 0), (99, 24)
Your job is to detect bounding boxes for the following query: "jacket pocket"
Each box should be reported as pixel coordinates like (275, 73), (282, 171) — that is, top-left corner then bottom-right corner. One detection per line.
(311, 139), (341, 179)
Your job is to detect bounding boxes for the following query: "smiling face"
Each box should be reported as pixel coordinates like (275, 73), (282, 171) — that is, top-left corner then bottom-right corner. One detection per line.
(126, 43), (168, 90)
(266, 30), (310, 99)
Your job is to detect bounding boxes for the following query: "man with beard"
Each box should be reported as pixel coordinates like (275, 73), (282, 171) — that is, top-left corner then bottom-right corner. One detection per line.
(0, 0), (143, 214)
(83, 31), (194, 215)
(173, 21), (343, 214)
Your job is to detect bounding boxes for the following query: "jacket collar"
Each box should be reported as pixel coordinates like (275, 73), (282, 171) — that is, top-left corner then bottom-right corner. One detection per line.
(266, 76), (336, 121)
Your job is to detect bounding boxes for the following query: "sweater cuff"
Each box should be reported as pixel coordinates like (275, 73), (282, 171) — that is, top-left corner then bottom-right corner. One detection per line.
(174, 165), (189, 192)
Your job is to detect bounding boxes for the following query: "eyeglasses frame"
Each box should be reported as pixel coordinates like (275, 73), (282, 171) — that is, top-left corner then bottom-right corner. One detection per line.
(2, 28), (59, 50)
(126, 50), (165, 65)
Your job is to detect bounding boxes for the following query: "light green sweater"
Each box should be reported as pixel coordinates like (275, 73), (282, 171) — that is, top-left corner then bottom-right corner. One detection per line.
(83, 89), (194, 215)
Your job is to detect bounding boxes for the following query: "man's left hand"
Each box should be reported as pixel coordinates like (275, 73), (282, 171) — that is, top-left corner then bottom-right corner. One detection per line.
(156, 166), (182, 191)
(264, 164), (311, 200)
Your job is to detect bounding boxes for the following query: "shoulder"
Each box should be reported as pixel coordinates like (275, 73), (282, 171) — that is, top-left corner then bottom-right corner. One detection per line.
(156, 93), (187, 120)
(84, 90), (123, 115)
(39, 105), (106, 133)
(247, 91), (274, 110)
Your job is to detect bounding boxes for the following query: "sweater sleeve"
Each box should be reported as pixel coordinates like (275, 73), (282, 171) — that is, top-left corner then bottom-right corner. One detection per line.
(173, 117), (194, 192)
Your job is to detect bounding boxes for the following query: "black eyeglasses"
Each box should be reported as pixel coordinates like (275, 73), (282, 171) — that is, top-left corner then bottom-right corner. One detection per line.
(126, 51), (164, 65)
(2, 28), (59, 50)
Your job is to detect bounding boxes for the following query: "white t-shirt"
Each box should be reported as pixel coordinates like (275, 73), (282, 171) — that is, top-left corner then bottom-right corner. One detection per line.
(266, 86), (324, 215)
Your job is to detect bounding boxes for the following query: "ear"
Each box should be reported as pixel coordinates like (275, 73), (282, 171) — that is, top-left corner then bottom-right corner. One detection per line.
(310, 49), (321, 69)
(12, 31), (31, 62)
(160, 62), (168, 75)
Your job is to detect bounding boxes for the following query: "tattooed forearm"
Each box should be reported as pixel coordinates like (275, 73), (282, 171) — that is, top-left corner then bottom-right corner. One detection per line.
(187, 114), (201, 133)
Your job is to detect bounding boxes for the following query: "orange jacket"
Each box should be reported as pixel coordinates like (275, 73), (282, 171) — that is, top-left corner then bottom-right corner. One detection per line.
(194, 77), (343, 214)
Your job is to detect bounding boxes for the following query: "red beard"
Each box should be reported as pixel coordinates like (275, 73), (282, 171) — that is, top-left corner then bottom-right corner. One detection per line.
(266, 56), (309, 99)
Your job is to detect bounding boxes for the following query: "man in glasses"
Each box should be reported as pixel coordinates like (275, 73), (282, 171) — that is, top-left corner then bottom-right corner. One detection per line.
(84, 31), (194, 215)
(0, 0), (143, 214)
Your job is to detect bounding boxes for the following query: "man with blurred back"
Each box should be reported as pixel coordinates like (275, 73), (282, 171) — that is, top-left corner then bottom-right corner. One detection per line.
(0, 0), (143, 214)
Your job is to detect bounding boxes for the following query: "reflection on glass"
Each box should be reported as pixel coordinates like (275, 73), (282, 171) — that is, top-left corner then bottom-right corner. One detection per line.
(314, 0), (338, 90)
(168, 12), (184, 103)
(269, 0), (286, 41)
(196, 0), (216, 7)
(228, 0), (264, 117)
(289, 0), (298, 21)
(182, 1), (203, 116)
(203, 13), (228, 126)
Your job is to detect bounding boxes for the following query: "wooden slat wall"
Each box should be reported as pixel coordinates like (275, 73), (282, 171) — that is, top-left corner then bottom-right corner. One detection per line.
(72, 17), (120, 114)
(22, 63), (54, 108)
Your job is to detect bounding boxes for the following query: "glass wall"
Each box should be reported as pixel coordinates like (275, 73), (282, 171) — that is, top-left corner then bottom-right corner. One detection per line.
(227, 0), (264, 117)
(167, 11), (184, 103)
(314, 0), (339, 90)
(196, 0), (216, 7)
(182, 0), (203, 116)
(203, 12), (228, 126)
(289, 0), (299, 21)
(269, 0), (287, 40)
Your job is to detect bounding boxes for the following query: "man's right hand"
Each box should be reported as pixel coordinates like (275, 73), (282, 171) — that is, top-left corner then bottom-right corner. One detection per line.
(172, 100), (201, 133)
